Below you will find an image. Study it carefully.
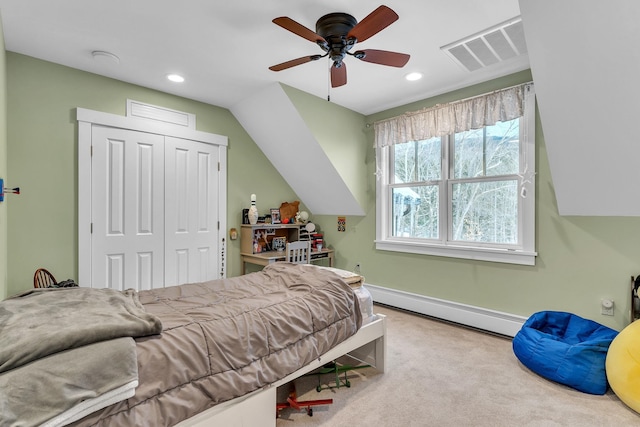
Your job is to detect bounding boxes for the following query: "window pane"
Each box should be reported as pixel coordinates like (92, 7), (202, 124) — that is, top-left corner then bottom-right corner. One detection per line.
(417, 137), (441, 181)
(393, 138), (441, 184)
(392, 185), (439, 239)
(486, 119), (519, 176)
(451, 180), (518, 244)
(393, 141), (416, 183)
(453, 118), (520, 179)
(454, 129), (484, 179)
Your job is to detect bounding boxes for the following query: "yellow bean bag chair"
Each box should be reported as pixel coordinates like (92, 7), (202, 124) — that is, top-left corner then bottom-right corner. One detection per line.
(606, 320), (640, 413)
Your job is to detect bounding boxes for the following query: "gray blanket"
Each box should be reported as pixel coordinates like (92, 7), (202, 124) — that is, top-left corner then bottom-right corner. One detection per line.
(0, 337), (138, 427)
(0, 287), (163, 374)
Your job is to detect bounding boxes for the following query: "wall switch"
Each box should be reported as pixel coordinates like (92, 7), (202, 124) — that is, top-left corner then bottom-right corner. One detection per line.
(601, 299), (614, 316)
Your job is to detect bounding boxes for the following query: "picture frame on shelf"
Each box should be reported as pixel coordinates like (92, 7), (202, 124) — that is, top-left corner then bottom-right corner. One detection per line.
(272, 236), (286, 252)
(270, 208), (281, 224)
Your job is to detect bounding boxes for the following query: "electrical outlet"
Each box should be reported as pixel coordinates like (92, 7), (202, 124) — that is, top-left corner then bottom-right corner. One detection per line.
(601, 299), (614, 316)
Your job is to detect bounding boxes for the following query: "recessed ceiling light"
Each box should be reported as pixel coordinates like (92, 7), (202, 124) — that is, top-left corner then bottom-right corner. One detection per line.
(167, 74), (185, 83)
(405, 72), (423, 81)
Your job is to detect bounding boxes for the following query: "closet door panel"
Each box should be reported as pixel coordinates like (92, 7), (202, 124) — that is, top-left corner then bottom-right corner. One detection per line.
(165, 136), (219, 286)
(91, 126), (165, 290)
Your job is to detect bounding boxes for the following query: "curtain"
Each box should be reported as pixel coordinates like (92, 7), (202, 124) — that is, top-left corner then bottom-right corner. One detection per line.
(374, 83), (530, 148)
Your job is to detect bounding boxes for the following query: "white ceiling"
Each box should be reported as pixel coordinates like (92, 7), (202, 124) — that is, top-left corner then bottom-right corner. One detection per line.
(0, 0), (528, 115)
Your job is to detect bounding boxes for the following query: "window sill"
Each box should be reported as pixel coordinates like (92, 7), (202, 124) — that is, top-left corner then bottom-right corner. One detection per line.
(375, 239), (537, 266)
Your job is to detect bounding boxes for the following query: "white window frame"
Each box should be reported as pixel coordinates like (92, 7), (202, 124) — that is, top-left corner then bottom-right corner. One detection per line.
(375, 86), (537, 266)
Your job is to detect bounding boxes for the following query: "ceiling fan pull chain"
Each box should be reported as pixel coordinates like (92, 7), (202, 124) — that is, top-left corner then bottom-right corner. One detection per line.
(327, 57), (331, 102)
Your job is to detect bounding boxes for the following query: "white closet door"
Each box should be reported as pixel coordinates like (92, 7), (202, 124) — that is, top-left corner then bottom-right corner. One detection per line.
(164, 136), (219, 286)
(91, 126), (165, 290)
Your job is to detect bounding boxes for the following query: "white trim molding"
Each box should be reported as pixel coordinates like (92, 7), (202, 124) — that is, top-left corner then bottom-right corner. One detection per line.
(375, 240), (537, 266)
(77, 108), (227, 147)
(127, 99), (196, 129)
(366, 283), (526, 337)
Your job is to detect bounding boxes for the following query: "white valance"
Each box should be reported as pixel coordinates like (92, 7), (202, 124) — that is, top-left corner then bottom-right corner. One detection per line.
(374, 83), (531, 148)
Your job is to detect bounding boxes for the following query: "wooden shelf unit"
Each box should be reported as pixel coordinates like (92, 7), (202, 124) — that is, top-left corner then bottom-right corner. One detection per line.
(239, 223), (334, 274)
(240, 223), (301, 254)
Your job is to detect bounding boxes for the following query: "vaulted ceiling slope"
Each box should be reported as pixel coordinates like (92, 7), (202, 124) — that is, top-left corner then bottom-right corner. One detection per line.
(520, 0), (640, 215)
(231, 83), (366, 216)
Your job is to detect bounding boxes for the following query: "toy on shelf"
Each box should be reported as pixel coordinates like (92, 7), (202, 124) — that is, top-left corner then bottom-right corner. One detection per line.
(632, 275), (640, 323)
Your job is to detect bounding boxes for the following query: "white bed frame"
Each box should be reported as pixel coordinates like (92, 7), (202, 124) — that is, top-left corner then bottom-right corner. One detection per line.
(177, 313), (387, 427)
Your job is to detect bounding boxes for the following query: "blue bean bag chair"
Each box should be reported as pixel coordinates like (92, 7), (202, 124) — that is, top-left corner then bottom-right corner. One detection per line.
(512, 311), (618, 395)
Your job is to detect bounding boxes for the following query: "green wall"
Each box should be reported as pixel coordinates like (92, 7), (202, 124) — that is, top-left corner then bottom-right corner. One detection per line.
(5, 53), (299, 296)
(0, 16), (7, 300)
(6, 52), (640, 331)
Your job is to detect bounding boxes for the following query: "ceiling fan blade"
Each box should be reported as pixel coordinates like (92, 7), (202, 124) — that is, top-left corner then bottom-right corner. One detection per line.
(273, 17), (327, 45)
(331, 63), (347, 88)
(356, 49), (410, 67)
(269, 55), (322, 71)
(347, 5), (399, 43)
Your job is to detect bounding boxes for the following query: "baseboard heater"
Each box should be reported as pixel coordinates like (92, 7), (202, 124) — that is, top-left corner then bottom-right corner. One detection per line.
(365, 283), (526, 338)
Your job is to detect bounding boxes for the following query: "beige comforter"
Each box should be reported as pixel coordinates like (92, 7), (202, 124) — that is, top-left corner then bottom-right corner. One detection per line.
(73, 262), (362, 426)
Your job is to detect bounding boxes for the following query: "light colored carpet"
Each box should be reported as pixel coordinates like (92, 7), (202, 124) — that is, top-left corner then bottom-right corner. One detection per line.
(276, 304), (639, 426)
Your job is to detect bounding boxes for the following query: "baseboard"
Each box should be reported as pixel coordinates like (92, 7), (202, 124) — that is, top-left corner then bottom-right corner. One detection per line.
(366, 283), (526, 337)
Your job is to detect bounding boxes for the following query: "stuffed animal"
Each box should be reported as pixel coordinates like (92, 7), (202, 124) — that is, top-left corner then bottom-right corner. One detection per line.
(279, 201), (300, 223)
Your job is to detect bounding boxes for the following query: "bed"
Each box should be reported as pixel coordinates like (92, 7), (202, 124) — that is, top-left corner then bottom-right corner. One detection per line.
(0, 263), (386, 427)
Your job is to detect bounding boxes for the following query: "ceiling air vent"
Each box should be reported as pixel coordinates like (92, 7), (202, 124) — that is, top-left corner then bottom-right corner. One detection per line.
(441, 17), (527, 72)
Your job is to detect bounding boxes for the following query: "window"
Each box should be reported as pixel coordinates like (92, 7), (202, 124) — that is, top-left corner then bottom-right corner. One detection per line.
(375, 84), (536, 265)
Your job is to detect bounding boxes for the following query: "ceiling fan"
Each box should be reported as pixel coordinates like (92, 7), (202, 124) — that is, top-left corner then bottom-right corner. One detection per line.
(269, 5), (410, 88)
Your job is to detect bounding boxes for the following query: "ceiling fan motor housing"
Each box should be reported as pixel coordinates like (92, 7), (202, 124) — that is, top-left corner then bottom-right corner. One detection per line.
(316, 13), (357, 64)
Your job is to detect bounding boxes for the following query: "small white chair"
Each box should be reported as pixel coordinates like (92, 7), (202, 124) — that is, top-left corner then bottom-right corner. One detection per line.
(286, 240), (311, 264)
